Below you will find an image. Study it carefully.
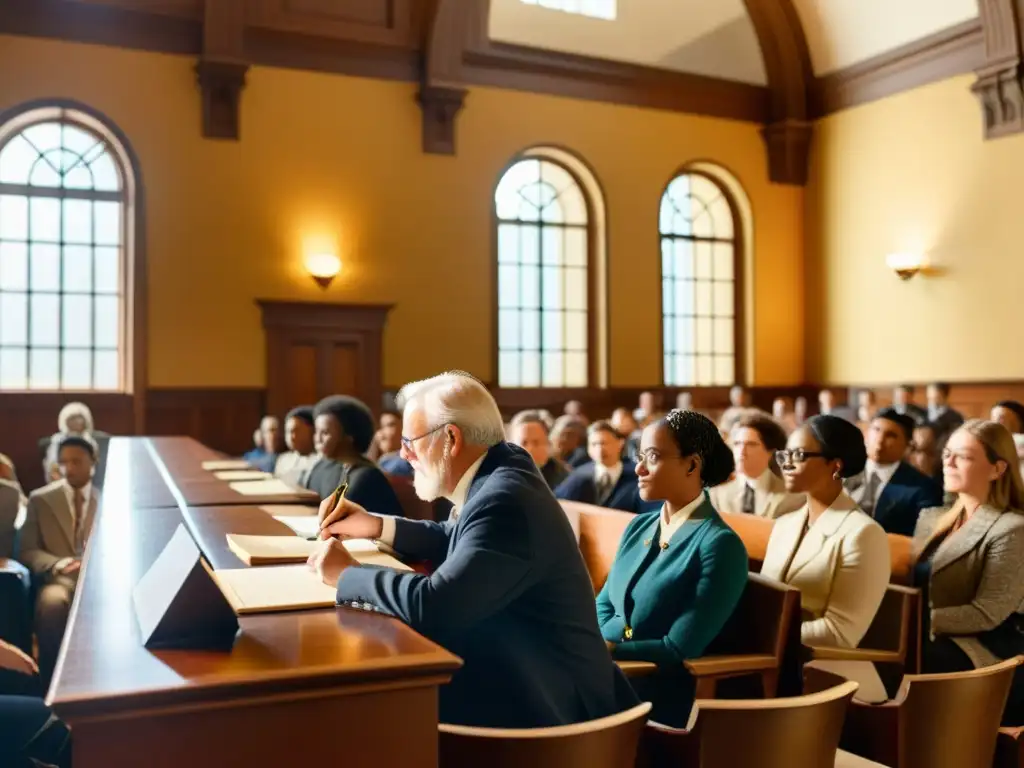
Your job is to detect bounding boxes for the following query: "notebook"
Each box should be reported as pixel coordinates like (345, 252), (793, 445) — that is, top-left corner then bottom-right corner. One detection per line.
(225, 534), (412, 571)
(201, 460), (251, 471)
(272, 515), (321, 540)
(213, 565), (338, 614)
(214, 469), (272, 481)
(228, 478), (297, 496)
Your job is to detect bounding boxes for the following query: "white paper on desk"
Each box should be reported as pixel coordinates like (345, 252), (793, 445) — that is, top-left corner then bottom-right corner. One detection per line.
(226, 534), (318, 565)
(214, 469), (272, 481)
(262, 504), (317, 518)
(228, 478), (296, 496)
(213, 565), (337, 614)
(273, 515), (320, 540)
(201, 460), (251, 471)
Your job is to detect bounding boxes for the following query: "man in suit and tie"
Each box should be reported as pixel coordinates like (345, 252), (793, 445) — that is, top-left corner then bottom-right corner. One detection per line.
(845, 408), (942, 536)
(309, 371), (639, 727)
(507, 411), (570, 490)
(926, 382), (964, 441)
(892, 384), (927, 425)
(19, 436), (99, 685)
(555, 420), (644, 513)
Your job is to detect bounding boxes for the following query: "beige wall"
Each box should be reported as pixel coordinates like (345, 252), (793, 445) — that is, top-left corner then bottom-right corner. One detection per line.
(807, 74), (1020, 384)
(0, 34), (804, 390)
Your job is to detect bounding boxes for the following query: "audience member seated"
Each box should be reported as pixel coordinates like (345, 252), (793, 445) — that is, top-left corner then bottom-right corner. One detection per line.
(635, 390), (659, 425)
(927, 382), (965, 440)
(794, 395), (808, 426)
(845, 408), (943, 536)
(891, 383), (927, 424)
(507, 411), (569, 490)
(718, 385), (752, 433)
(912, 420), (1024, 725)
(675, 391), (693, 412)
(710, 412), (803, 519)
(818, 388), (836, 416)
(0, 476), (21, 560)
(551, 415), (589, 468)
(761, 415), (890, 702)
(243, 415), (280, 472)
(0, 454), (22, 498)
(19, 436), (99, 685)
(0, 639), (70, 767)
(598, 410), (747, 726)
(609, 408), (640, 461)
(909, 422), (943, 482)
(311, 371), (639, 727)
(375, 410), (414, 477)
(273, 406), (316, 485)
(555, 421), (644, 514)
(41, 402), (105, 484)
(564, 399), (588, 426)
(772, 397), (797, 433)
(855, 388), (877, 426)
(992, 400), (1024, 436)
(303, 395), (403, 517)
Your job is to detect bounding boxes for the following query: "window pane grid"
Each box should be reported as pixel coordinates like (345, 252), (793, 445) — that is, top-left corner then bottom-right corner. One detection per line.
(0, 118), (124, 391)
(496, 158), (589, 388)
(660, 173), (737, 387)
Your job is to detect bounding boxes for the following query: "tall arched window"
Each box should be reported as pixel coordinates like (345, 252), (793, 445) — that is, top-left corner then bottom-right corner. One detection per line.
(495, 156), (592, 388)
(660, 171), (740, 386)
(0, 110), (130, 391)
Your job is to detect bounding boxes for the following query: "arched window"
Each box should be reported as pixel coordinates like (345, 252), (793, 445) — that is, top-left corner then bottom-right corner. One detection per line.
(660, 171), (741, 386)
(495, 156), (593, 388)
(0, 109), (131, 391)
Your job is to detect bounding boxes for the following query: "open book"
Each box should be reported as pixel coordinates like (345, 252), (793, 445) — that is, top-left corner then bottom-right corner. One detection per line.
(214, 469), (272, 481)
(213, 565), (338, 614)
(201, 459), (251, 471)
(228, 478), (299, 496)
(225, 534), (411, 571)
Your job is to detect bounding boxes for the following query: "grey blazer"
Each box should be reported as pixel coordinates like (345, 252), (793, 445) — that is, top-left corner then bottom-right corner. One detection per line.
(19, 481), (99, 581)
(914, 505), (1024, 667)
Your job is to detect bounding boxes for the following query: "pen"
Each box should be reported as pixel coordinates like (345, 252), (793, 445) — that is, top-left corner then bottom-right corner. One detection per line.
(319, 481), (348, 538)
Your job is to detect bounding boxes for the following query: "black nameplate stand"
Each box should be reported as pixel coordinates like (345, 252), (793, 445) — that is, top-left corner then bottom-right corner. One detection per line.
(133, 524), (239, 651)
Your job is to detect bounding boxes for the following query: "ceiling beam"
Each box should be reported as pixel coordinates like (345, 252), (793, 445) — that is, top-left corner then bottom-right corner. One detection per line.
(196, 0), (248, 141)
(418, 0), (469, 155)
(972, 0), (1024, 139)
(742, 0), (814, 185)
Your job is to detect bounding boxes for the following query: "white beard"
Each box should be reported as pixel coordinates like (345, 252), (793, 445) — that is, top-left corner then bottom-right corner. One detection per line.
(413, 454), (449, 502)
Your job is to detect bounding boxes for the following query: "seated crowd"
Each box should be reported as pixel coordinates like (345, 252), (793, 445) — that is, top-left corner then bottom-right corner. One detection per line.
(4, 378), (1024, 765)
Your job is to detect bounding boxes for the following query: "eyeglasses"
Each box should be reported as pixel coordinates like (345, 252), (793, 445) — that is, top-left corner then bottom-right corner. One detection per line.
(774, 449), (828, 465)
(400, 423), (448, 452)
(635, 449), (684, 468)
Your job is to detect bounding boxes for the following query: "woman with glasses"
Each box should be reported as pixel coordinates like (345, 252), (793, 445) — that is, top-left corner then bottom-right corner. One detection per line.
(760, 414), (891, 701)
(913, 420), (1024, 724)
(302, 394), (403, 517)
(596, 410), (748, 726)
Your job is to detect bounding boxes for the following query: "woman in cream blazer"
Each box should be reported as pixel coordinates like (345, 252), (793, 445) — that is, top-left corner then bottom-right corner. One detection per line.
(760, 415), (891, 701)
(710, 412), (804, 519)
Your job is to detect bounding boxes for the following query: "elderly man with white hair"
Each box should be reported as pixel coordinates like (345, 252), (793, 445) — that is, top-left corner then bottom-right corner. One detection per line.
(309, 370), (639, 728)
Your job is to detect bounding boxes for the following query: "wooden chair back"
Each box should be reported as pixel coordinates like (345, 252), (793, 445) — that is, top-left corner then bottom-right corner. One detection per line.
(887, 534), (913, 585)
(569, 501), (632, 593)
(642, 680), (858, 768)
(720, 511), (773, 567)
(858, 584), (920, 673)
(438, 701), (651, 768)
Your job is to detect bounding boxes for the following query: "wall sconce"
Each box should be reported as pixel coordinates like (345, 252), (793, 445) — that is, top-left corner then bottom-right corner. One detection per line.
(304, 252), (341, 289)
(886, 253), (926, 281)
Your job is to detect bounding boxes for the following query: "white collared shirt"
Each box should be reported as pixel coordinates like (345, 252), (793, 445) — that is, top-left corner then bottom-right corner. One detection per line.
(377, 451), (489, 545)
(594, 461), (623, 490)
(857, 460), (899, 507)
(928, 405), (947, 421)
(659, 491), (707, 546)
(739, 469), (773, 512)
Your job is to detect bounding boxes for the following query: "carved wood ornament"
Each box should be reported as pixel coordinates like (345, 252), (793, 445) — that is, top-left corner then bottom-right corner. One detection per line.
(973, 0), (1024, 139)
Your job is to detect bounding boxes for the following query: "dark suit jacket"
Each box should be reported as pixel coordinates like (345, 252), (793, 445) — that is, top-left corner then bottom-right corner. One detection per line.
(335, 442), (639, 728)
(540, 457), (570, 490)
(597, 498), (748, 726)
(847, 462), (943, 537)
(0, 694), (71, 767)
(931, 407), (965, 439)
(303, 458), (403, 518)
(554, 461), (644, 514)
(565, 447), (590, 469)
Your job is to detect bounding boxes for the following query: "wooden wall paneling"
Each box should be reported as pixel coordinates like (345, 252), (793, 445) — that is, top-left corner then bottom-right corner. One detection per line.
(813, 19), (984, 117)
(145, 388), (266, 458)
(65, 0), (202, 18)
(244, 0), (417, 46)
(0, 393), (134, 492)
(258, 301), (392, 418)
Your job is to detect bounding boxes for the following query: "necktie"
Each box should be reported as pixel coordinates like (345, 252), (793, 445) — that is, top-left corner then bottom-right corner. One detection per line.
(861, 472), (880, 517)
(741, 483), (756, 515)
(596, 473), (613, 504)
(73, 488), (86, 554)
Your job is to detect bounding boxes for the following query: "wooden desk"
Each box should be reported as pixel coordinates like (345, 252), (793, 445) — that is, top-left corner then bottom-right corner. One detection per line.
(49, 438), (462, 767)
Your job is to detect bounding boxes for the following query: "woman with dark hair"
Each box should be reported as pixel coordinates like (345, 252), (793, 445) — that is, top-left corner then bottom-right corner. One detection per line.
(596, 410), (748, 726)
(761, 415), (890, 701)
(710, 412), (804, 518)
(303, 395), (403, 517)
(273, 405), (316, 485)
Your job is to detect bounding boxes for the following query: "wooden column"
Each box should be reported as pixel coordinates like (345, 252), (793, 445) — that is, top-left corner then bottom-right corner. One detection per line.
(257, 301), (392, 418)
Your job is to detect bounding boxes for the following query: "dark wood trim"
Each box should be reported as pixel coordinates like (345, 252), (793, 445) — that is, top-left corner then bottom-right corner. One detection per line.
(418, 0), (467, 155)
(813, 19), (984, 118)
(194, 59), (249, 140)
(416, 85), (466, 155)
(972, 2), (1024, 140)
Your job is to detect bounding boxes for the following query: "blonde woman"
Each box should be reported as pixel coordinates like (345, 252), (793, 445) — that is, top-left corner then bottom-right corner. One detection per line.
(913, 419), (1024, 725)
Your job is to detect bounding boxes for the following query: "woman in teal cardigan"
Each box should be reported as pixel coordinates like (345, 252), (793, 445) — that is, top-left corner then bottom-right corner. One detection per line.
(597, 409), (749, 726)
